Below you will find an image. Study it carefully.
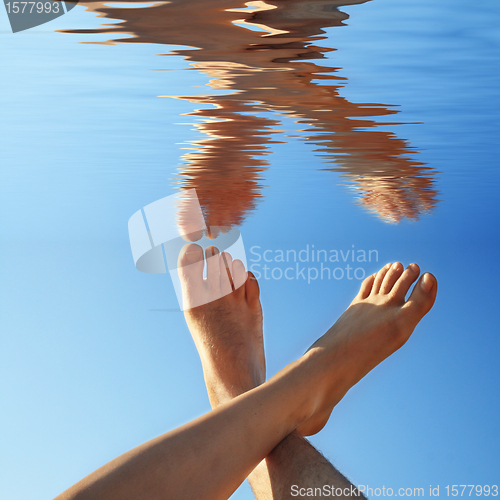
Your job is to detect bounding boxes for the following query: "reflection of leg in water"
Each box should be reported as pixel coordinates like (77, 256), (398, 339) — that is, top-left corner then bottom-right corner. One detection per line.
(55, 252), (437, 500)
(176, 98), (275, 231)
(67, 0), (438, 227)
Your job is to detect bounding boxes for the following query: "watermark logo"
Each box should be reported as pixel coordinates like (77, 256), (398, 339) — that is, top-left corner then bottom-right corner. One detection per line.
(3, 0), (78, 33)
(128, 189), (247, 311)
(249, 245), (379, 283)
(290, 484), (432, 497)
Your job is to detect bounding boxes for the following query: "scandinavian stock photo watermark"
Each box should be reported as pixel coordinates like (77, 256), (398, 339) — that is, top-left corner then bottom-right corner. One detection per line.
(249, 244), (379, 284)
(128, 190), (380, 309)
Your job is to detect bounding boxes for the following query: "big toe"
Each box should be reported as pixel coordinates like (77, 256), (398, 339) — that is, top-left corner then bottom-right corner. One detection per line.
(403, 272), (437, 323)
(178, 243), (205, 290)
(245, 271), (261, 312)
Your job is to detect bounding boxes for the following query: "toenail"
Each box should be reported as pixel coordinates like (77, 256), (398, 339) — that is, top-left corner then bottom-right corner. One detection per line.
(410, 263), (419, 272)
(421, 273), (433, 293)
(185, 250), (202, 263)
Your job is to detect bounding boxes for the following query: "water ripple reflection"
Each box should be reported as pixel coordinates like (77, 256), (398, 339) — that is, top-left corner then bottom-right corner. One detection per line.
(63, 0), (438, 226)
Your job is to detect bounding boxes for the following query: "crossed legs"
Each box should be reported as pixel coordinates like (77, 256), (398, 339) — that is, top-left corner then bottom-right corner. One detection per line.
(55, 247), (436, 500)
(181, 246), (437, 498)
(182, 245), (366, 499)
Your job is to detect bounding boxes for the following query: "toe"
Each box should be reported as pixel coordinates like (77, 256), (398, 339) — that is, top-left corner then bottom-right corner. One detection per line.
(402, 272), (437, 322)
(380, 262), (404, 295)
(220, 251), (235, 295)
(178, 244), (204, 281)
(392, 263), (420, 300)
(245, 271), (261, 311)
(178, 244), (205, 308)
(232, 259), (248, 296)
(205, 246), (221, 288)
(357, 273), (376, 299)
(371, 263), (392, 295)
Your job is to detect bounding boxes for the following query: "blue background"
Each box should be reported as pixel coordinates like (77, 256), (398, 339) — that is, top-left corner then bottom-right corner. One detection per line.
(1, 0), (499, 498)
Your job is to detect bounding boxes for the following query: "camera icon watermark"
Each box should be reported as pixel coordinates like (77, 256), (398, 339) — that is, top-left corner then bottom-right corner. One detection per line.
(128, 189), (247, 311)
(3, 0), (78, 33)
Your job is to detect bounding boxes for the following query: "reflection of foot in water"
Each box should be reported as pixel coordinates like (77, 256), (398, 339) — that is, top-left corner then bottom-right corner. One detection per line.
(174, 99), (276, 233)
(349, 173), (437, 222)
(65, 0), (438, 227)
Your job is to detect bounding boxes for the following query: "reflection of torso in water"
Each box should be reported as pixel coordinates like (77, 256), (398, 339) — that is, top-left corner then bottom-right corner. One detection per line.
(66, 0), (438, 227)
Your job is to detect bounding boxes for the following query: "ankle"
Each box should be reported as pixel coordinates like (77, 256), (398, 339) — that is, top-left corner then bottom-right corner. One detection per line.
(267, 351), (327, 430)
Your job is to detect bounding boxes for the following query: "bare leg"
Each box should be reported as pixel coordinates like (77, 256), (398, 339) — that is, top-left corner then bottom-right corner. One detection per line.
(182, 245), (364, 499)
(250, 433), (361, 499)
(56, 259), (436, 500)
(55, 362), (313, 500)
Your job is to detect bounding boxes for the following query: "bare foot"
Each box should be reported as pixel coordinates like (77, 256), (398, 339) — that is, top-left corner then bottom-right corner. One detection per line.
(178, 243), (265, 407)
(296, 262), (437, 436)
